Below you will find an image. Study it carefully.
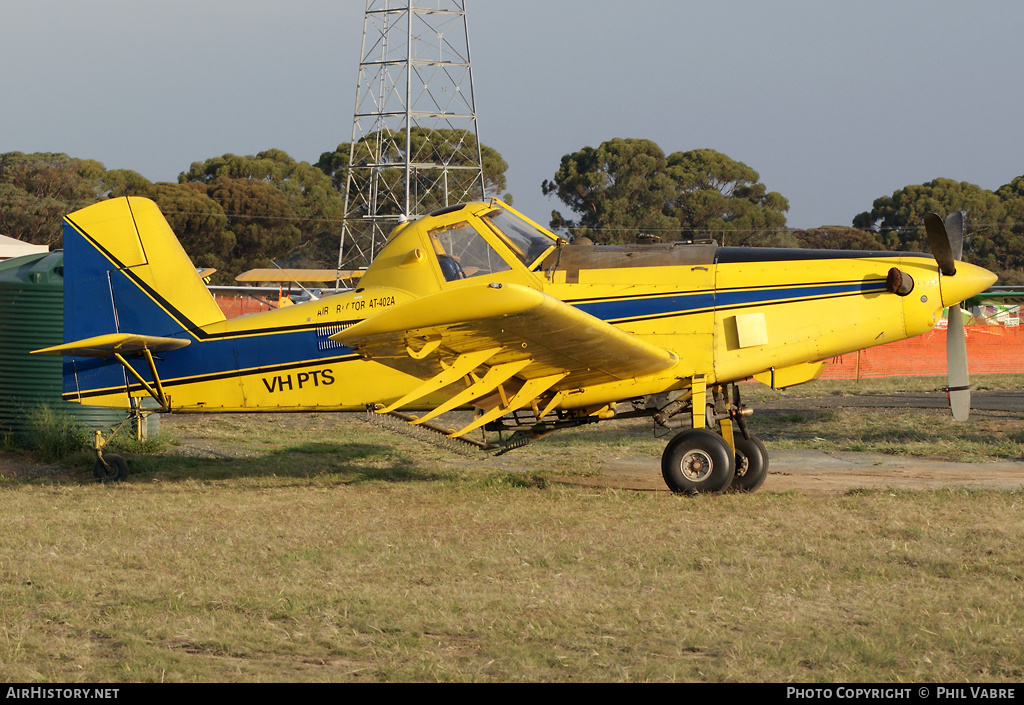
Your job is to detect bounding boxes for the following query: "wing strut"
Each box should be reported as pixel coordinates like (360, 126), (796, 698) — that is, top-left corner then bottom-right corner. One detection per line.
(33, 332), (186, 411)
(411, 359), (533, 425)
(113, 349), (171, 410)
(377, 347), (502, 414)
(448, 372), (569, 438)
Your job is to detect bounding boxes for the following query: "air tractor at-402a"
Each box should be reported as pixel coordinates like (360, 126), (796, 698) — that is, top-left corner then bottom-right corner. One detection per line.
(35, 198), (995, 491)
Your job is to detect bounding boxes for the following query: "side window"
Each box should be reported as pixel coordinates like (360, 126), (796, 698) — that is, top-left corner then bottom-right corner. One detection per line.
(428, 222), (512, 282)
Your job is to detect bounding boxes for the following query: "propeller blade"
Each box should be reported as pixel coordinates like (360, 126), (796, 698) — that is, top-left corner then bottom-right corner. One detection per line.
(946, 304), (971, 422)
(944, 210), (965, 261)
(924, 212), (957, 276)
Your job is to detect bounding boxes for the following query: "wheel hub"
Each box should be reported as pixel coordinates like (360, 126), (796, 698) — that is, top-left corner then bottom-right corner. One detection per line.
(680, 449), (714, 482)
(735, 452), (749, 478)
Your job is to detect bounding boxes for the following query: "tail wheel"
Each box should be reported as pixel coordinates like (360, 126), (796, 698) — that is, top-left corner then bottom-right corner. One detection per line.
(731, 435), (768, 493)
(93, 454), (128, 483)
(661, 429), (735, 494)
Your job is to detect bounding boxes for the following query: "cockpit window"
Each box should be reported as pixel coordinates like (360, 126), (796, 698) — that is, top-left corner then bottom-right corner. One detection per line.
(428, 221), (512, 282)
(482, 209), (557, 267)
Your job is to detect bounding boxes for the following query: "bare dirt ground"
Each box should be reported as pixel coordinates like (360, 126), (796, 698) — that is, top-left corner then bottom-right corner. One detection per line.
(0, 449), (63, 480)
(553, 449), (1024, 495)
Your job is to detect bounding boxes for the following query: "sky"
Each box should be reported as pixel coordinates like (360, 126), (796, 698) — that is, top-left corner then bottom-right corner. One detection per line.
(2, 0), (1023, 230)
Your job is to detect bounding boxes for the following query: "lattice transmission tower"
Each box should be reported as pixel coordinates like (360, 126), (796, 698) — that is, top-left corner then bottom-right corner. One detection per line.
(336, 0), (487, 273)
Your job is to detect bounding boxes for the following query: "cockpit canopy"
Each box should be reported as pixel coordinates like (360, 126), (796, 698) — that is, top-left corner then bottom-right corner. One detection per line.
(357, 200), (560, 293)
(426, 203), (558, 281)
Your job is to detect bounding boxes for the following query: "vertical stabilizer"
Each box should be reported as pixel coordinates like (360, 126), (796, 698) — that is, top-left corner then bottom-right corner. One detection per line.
(63, 197), (226, 344)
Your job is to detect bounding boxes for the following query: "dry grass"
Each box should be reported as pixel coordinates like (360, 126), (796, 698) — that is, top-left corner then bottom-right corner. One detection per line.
(1, 377), (1022, 682)
(2, 478), (1022, 682)
(743, 374), (1024, 462)
(741, 373), (1024, 402)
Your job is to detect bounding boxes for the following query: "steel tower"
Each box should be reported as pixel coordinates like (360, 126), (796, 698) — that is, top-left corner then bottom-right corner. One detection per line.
(337, 0), (486, 274)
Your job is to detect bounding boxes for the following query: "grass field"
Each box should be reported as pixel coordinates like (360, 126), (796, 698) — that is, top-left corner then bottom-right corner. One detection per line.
(1, 377), (1022, 682)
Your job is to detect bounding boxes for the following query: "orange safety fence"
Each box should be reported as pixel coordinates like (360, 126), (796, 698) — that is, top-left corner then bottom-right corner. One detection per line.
(214, 295), (276, 318)
(819, 325), (1024, 379)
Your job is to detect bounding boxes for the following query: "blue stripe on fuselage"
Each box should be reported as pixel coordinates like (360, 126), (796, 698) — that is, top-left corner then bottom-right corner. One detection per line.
(66, 325), (357, 397)
(571, 281), (887, 322)
(573, 292), (716, 321)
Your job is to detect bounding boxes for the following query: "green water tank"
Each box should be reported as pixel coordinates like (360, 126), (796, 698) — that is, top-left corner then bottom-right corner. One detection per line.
(0, 251), (130, 440)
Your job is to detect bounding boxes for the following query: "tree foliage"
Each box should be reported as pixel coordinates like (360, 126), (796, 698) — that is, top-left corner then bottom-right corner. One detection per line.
(540, 138), (678, 242)
(316, 128), (509, 217)
(541, 139), (789, 245)
(854, 177), (1024, 284)
(792, 226), (889, 251)
(103, 172), (234, 274)
(5, 145), (1022, 286)
(0, 150), (347, 282)
(179, 150), (346, 278)
(0, 152), (105, 247)
(666, 149), (792, 246)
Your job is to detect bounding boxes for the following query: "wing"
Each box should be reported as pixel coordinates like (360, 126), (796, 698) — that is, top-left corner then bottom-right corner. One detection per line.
(332, 282), (678, 436)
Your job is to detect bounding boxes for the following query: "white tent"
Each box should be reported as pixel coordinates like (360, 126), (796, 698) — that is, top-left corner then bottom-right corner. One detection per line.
(0, 234), (48, 260)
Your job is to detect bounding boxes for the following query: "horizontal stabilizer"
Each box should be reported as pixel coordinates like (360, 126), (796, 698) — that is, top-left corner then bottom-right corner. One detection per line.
(33, 333), (191, 358)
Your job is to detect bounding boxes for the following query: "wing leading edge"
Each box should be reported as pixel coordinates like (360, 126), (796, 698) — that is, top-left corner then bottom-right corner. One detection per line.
(331, 283), (679, 437)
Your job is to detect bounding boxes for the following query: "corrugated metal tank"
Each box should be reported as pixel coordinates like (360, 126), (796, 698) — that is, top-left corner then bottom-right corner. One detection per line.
(0, 251), (130, 440)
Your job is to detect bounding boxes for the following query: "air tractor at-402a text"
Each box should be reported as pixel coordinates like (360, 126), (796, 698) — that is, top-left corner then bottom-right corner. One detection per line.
(35, 198), (995, 490)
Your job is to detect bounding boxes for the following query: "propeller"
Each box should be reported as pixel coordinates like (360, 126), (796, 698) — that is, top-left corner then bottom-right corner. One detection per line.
(924, 211), (970, 421)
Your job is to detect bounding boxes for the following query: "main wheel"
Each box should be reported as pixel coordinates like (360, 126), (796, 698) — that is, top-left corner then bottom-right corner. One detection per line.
(661, 429), (735, 494)
(731, 435), (768, 493)
(93, 454), (128, 483)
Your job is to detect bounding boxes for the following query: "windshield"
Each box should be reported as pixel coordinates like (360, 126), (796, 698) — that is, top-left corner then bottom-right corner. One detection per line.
(482, 209), (557, 267)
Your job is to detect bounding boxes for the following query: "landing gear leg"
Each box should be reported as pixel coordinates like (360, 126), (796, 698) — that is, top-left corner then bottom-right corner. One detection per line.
(661, 376), (734, 494)
(658, 380), (768, 494)
(91, 426), (129, 483)
(720, 383), (768, 492)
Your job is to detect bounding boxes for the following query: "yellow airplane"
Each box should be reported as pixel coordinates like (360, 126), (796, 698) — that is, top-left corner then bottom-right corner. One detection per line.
(35, 197), (996, 491)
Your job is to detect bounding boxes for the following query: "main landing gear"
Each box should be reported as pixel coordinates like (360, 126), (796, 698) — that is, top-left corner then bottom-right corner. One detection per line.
(658, 380), (769, 494)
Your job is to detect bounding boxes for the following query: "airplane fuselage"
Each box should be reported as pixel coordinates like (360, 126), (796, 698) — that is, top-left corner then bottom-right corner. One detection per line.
(63, 229), (968, 414)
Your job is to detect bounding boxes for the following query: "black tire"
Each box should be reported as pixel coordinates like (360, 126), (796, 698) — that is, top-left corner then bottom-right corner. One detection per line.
(661, 429), (735, 494)
(731, 435), (768, 493)
(93, 454), (128, 483)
